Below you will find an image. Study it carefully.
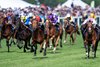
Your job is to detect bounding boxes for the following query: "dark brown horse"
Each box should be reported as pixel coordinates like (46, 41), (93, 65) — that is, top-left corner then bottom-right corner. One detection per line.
(45, 19), (63, 53)
(0, 15), (4, 48)
(13, 17), (32, 52)
(83, 22), (99, 58)
(0, 17), (13, 52)
(31, 19), (47, 56)
(64, 19), (80, 44)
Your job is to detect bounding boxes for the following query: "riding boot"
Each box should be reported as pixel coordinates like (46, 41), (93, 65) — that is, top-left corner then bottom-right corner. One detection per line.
(95, 24), (99, 34)
(40, 24), (44, 31)
(55, 23), (59, 32)
(72, 22), (76, 30)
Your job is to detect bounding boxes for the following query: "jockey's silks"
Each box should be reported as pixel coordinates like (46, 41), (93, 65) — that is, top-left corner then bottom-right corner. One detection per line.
(25, 17), (31, 25)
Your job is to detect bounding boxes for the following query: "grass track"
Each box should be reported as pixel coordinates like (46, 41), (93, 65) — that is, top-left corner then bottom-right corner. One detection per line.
(0, 34), (100, 67)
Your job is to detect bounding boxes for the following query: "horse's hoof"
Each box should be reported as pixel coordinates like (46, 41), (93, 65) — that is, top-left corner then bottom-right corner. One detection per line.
(86, 52), (88, 56)
(13, 42), (16, 45)
(17, 45), (22, 49)
(60, 45), (62, 48)
(24, 50), (26, 52)
(30, 49), (34, 52)
(26, 47), (30, 50)
(40, 50), (43, 53)
(9, 44), (11, 47)
(49, 46), (52, 49)
(64, 40), (66, 43)
(43, 53), (46, 56)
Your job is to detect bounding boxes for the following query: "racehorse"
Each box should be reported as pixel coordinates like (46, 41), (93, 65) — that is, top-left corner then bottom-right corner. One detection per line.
(0, 17), (13, 52)
(45, 19), (63, 53)
(13, 17), (32, 52)
(0, 16), (4, 48)
(31, 19), (47, 56)
(64, 19), (80, 44)
(83, 22), (99, 58)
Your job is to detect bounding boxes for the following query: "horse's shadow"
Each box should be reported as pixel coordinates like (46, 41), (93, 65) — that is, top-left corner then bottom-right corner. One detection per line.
(47, 48), (61, 50)
(0, 50), (15, 53)
(47, 51), (61, 54)
(32, 56), (48, 59)
(82, 56), (99, 59)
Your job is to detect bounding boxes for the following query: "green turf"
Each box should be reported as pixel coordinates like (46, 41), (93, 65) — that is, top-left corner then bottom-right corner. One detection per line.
(0, 34), (100, 67)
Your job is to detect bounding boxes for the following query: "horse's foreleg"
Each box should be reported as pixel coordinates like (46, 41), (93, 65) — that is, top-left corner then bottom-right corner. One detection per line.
(74, 33), (76, 43)
(0, 38), (1, 48)
(43, 40), (47, 56)
(60, 31), (63, 47)
(0, 31), (1, 48)
(92, 41), (97, 58)
(49, 35), (55, 49)
(87, 45), (90, 58)
(34, 44), (37, 56)
(24, 41), (30, 52)
(9, 37), (14, 46)
(64, 31), (67, 43)
(71, 34), (74, 44)
(53, 36), (60, 53)
(85, 43), (90, 58)
(6, 39), (10, 52)
(40, 42), (44, 53)
(70, 32), (74, 45)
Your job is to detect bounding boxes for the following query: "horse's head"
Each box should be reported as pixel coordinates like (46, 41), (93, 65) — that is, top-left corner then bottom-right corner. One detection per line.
(31, 19), (38, 30)
(45, 19), (50, 27)
(2, 23), (12, 37)
(86, 22), (93, 34)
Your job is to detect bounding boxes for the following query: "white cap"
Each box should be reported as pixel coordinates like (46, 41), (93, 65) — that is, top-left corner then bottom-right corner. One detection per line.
(66, 13), (71, 17)
(28, 12), (33, 17)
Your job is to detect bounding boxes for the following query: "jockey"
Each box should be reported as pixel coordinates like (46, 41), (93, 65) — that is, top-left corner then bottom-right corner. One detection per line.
(38, 11), (46, 30)
(65, 13), (76, 29)
(6, 9), (15, 32)
(25, 12), (33, 30)
(20, 12), (26, 23)
(47, 11), (58, 25)
(82, 12), (88, 23)
(82, 11), (97, 27)
(39, 11), (46, 25)
(47, 11), (60, 31)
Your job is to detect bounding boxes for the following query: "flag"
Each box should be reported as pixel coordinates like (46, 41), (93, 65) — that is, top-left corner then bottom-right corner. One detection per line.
(91, 0), (95, 8)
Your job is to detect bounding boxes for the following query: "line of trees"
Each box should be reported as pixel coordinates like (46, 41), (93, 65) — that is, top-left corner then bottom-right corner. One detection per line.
(24, 0), (100, 7)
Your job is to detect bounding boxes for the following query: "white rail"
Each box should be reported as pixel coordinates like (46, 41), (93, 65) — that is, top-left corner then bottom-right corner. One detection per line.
(59, 16), (100, 27)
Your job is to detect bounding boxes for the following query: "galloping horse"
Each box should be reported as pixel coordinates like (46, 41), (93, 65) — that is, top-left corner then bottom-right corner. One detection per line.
(45, 19), (63, 52)
(0, 16), (4, 48)
(13, 18), (32, 52)
(0, 17), (13, 52)
(31, 19), (47, 56)
(64, 19), (80, 44)
(83, 22), (99, 58)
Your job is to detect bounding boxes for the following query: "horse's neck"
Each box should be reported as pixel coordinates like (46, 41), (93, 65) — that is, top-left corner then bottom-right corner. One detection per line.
(65, 20), (70, 25)
(0, 17), (3, 24)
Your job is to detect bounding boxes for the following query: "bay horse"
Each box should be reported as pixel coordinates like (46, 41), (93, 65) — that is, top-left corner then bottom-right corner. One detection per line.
(83, 22), (99, 58)
(13, 17), (32, 52)
(31, 19), (47, 56)
(45, 19), (63, 53)
(64, 19), (80, 44)
(0, 16), (4, 48)
(0, 17), (13, 52)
